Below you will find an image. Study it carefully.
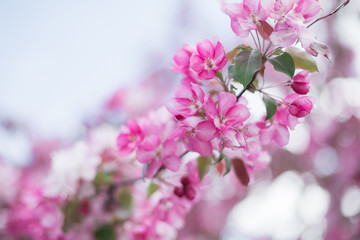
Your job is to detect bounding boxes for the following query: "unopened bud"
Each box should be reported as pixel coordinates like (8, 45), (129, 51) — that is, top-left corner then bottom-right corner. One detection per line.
(289, 97), (313, 118)
(291, 71), (310, 95)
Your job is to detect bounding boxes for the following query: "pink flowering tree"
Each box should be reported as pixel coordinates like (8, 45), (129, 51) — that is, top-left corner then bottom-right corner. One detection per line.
(0, 1), (353, 240)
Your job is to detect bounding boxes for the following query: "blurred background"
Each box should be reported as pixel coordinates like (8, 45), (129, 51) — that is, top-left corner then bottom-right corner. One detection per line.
(1, 0), (360, 239)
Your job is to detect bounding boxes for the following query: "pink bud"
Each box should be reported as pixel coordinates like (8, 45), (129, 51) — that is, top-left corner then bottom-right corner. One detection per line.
(180, 176), (191, 187)
(184, 186), (196, 200)
(289, 97), (313, 118)
(291, 70), (310, 95)
(174, 187), (184, 198)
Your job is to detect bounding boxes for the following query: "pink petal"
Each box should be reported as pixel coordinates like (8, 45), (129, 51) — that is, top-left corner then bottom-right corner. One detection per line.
(244, 0), (259, 13)
(196, 121), (216, 141)
(221, 1), (243, 19)
(166, 99), (191, 116)
(213, 42), (226, 64)
(216, 56), (228, 71)
(145, 160), (162, 178)
(196, 39), (214, 58)
(174, 85), (193, 99)
(128, 119), (141, 134)
(198, 69), (216, 80)
(204, 97), (218, 120)
(163, 156), (181, 171)
(236, 131), (247, 148)
(270, 28), (297, 47)
(140, 135), (161, 151)
(259, 128), (273, 145)
(191, 84), (205, 103)
(226, 104), (250, 123)
(231, 18), (250, 38)
(162, 139), (177, 158)
(136, 149), (155, 163)
(117, 134), (135, 155)
(191, 139), (213, 156)
(190, 54), (205, 72)
(274, 124), (290, 146)
(218, 92), (236, 115)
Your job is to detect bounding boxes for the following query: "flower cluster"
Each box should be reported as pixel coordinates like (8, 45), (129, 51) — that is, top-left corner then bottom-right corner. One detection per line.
(221, 0), (329, 58)
(0, 0), (348, 239)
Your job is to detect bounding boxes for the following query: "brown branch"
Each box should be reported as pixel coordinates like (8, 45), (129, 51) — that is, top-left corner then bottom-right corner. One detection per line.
(307, 0), (350, 28)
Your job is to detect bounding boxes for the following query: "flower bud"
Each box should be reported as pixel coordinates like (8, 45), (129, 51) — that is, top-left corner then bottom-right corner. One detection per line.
(180, 176), (191, 187)
(184, 186), (196, 200)
(174, 187), (184, 198)
(289, 97), (313, 118)
(291, 70), (310, 95)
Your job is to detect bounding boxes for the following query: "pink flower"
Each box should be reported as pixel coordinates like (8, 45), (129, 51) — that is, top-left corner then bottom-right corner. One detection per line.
(136, 137), (181, 177)
(294, 0), (321, 24)
(288, 94), (313, 118)
(236, 123), (260, 148)
(171, 44), (195, 74)
(166, 83), (208, 117)
(172, 117), (216, 156)
(257, 121), (290, 146)
(270, 0), (297, 20)
(242, 141), (271, 170)
(222, 0), (273, 37)
(205, 92), (250, 130)
(274, 104), (298, 130)
(117, 119), (145, 156)
(291, 70), (310, 94)
(205, 92), (250, 149)
(190, 39), (227, 80)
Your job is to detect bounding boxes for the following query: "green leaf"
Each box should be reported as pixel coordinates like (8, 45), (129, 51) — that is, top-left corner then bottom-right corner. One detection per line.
(62, 199), (82, 232)
(197, 156), (211, 181)
(94, 224), (115, 240)
(263, 95), (277, 120)
(286, 47), (318, 72)
(224, 156), (232, 176)
(94, 171), (113, 185)
(147, 182), (159, 198)
(231, 158), (250, 186)
(267, 52), (295, 78)
(272, 48), (284, 56)
(228, 64), (237, 80)
(216, 71), (223, 81)
(234, 49), (262, 88)
(118, 189), (133, 210)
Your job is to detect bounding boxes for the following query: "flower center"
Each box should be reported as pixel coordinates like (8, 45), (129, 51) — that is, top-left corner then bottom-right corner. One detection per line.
(204, 58), (215, 70)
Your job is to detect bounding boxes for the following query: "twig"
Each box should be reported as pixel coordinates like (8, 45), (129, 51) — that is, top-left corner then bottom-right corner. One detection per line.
(307, 0), (350, 28)
(250, 31), (259, 49)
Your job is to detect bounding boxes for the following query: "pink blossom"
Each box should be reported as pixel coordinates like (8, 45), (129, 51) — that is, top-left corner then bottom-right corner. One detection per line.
(291, 70), (310, 94)
(172, 117), (216, 156)
(171, 44), (196, 75)
(190, 39), (227, 80)
(137, 137), (181, 177)
(288, 94), (313, 118)
(236, 123), (260, 148)
(274, 104), (298, 130)
(242, 141), (271, 170)
(294, 0), (321, 24)
(270, 0), (297, 20)
(6, 187), (64, 240)
(221, 0), (273, 37)
(205, 92), (250, 130)
(117, 119), (145, 156)
(257, 121), (290, 146)
(166, 83), (208, 117)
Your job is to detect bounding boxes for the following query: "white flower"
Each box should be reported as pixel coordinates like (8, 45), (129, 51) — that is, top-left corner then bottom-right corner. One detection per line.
(44, 141), (100, 198)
